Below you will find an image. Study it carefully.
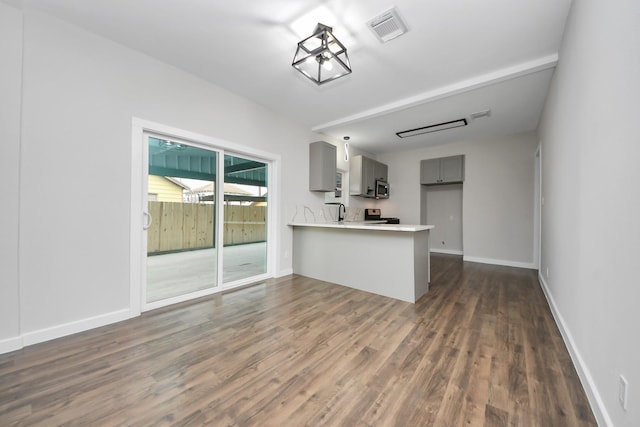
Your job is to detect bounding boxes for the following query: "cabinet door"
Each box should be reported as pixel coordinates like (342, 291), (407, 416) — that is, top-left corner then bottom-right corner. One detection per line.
(362, 157), (376, 197)
(349, 156), (363, 195)
(441, 155), (464, 183)
(374, 161), (388, 182)
(420, 158), (441, 184)
(309, 141), (336, 192)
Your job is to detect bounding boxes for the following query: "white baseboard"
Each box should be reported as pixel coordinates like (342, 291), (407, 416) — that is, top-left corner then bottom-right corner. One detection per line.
(0, 335), (24, 354)
(430, 248), (464, 255)
(463, 255), (537, 270)
(21, 308), (135, 348)
(537, 273), (612, 427)
(276, 268), (293, 278)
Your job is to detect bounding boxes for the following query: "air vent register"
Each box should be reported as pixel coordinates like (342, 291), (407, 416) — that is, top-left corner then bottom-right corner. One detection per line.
(367, 7), (409, 43)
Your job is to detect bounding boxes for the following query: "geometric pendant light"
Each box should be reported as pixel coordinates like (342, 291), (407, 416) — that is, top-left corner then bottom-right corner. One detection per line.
(292, 23), (352, 85)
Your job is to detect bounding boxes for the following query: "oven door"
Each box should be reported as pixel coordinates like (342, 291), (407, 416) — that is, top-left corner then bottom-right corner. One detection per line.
(375, 180), (389, 199)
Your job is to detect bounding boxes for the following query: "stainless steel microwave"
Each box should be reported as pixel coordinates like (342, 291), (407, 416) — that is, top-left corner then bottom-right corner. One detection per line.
(375, 180), (389, 199)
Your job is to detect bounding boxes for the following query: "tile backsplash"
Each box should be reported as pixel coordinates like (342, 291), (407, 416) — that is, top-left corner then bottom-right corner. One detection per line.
(290, 205), (365, 224)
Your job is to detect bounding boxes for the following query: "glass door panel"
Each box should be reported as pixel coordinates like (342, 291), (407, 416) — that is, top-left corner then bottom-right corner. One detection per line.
(146, 136), (218, 303)
(222, 154), (268, 284)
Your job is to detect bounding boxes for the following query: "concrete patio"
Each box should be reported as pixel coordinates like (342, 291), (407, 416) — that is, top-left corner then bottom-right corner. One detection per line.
(146, 242), (267, 302)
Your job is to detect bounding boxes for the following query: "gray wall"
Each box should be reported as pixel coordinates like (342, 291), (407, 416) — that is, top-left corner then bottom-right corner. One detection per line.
(378, 132), (538, 268)
(0, 3), (23, 351)
(0, 6), (329, 350)
(538, 0), (640, 425)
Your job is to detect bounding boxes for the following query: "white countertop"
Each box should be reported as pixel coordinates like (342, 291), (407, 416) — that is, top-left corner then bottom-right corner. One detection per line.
(289, 221), (434, 232)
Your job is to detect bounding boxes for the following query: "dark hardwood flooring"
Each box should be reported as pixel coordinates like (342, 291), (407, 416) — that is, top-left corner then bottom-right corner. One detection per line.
(0, 255), (597, 426)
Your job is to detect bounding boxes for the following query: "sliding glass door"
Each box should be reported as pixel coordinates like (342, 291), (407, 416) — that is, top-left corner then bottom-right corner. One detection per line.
(145, 136), (219, 304)
(142, 133), (271, 309)
(222, 154), (268, 284)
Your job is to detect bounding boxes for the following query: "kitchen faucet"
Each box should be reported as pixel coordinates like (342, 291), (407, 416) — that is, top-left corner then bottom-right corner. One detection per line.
(338, 203), (346, 222)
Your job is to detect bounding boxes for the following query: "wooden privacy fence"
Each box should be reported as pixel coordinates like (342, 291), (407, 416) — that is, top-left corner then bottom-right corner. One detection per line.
(224, 205), (267, 246)
(147, 202), (266, 254)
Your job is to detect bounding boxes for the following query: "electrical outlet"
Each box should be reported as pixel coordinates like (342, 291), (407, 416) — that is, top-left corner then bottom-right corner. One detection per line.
(619, 375), (628, 410)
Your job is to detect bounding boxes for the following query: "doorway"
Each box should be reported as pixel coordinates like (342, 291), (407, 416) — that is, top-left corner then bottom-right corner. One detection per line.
(420, 184), (463, 255)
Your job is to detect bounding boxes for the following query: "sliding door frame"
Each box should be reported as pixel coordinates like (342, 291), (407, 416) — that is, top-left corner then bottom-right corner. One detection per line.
(130, 118), (280, 314)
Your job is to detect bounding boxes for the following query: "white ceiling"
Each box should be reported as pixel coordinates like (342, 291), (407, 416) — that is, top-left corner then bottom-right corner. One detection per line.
(8, 0), (572, 153)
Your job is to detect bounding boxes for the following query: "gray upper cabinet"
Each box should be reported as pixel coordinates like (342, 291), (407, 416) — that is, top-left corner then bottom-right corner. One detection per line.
(374, 160), (388, 183)
(350, 155), (374, 197)
(350, 155), (388, 197)
(440, 156), (464, 182)
(309, 141), (337, 192)
(420, 155), (465, 185)
(420, 158), (441, 184)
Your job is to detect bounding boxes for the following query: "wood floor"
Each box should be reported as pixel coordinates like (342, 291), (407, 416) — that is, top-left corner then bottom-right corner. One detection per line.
(0, 255), (596, 426)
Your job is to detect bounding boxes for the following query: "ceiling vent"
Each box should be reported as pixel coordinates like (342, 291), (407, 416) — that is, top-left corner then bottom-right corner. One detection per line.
(367, 7), (409, 43)
(470, 109), (492, 120)
(396, 119), (468, 139)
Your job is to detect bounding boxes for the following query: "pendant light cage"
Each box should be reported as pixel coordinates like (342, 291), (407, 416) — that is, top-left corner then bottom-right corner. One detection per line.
(292, 23), (352, 85)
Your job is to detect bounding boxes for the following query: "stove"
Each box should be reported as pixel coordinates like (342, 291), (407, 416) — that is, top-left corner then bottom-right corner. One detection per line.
(364, 208), (400, 224)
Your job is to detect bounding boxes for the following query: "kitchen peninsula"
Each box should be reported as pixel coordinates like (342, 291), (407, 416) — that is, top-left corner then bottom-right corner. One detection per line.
(290, 222), (434, 303)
